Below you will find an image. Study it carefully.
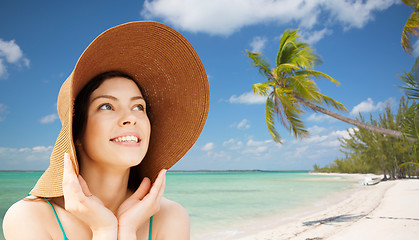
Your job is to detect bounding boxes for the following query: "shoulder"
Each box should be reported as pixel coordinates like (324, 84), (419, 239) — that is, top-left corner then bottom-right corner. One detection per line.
(3, 197), (52, 239)
(154, 198), (190, 239)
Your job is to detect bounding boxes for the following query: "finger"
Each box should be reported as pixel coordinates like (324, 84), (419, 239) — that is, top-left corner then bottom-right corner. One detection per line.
(78, 175), (93, 197)
(156, 170), (166, 200)
(63, 153), (77, 184)
(131, 177), (151, 200)
(62, 153), (85, 201)
(62, 153), (78, 189)
(149, 169), (166, 199)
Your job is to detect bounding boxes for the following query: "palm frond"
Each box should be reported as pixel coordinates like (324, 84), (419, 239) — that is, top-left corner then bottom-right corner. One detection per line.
(246, 50), (274, 80)
(402, 103), (419, 140)
(265, 96), (282, 143)
(286, 76), (318, 103)
(317, 93), (348, 112)
(276, 29), (319, 69)
(399, 161), (419, 169)
(398, 57), (419, 99)
(274, 88), (308, 139)
(276, 29), (299, 66)
(399, 72), (419, 99)
(252, 82), (273, 96)
(401, 10), (419, 54)
(401, 0), (418, 8)
(276, 63), (301, 77)
(292, 42), (322, 69)
(295, 70), (340, 85)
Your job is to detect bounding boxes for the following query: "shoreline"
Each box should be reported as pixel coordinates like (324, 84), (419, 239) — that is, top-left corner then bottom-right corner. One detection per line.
(193, 173), (419, 240)
(192, 173), (367, 239)
(237, 176), (418, 240)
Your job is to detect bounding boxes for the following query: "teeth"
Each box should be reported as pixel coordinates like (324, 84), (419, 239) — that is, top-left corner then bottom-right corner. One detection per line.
(114, 136), (139, 143)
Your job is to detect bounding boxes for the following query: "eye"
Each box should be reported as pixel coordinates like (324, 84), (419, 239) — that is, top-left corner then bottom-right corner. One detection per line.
(133, 104), (145, 111)
(98, 103), (113, 111)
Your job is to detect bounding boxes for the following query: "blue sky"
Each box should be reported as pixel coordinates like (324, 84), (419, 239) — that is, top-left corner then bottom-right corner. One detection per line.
(0, 0), (415, 171)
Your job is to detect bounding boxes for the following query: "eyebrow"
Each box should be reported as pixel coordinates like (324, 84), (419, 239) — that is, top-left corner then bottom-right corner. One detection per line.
(90, 95), (145, 103)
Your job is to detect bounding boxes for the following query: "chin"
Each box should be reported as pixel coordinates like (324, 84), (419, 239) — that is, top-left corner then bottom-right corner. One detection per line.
(115, 153), (145, 167)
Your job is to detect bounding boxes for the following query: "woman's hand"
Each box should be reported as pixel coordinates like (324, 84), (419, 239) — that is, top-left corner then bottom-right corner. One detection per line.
(62, 153), (117, 239)
(117, 169), (166, 239)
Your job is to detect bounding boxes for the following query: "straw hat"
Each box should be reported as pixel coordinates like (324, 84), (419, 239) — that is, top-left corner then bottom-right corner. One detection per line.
(30, 21), (209, 198)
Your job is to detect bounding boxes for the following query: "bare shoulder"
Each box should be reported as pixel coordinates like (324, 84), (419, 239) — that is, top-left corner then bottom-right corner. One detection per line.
(154, 198), (190, 239)
(3, 197), (52, 239)
(159, 197), (189, 219)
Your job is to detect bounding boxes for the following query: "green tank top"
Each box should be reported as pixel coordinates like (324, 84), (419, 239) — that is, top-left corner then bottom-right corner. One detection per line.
(45, 199), (153, 240)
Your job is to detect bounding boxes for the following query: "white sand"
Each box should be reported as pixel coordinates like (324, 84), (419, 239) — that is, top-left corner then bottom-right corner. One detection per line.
(233, 177), (419, 240)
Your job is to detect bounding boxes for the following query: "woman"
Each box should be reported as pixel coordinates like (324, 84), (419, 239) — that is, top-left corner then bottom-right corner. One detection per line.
(3, 21), (209, 239)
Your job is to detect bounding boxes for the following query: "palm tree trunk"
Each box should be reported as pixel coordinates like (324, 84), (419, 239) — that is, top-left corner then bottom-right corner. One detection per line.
(295, 96), (417, 143)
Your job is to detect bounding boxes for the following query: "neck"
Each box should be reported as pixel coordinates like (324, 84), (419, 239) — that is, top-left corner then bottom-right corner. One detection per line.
(79, 161), (132, 214)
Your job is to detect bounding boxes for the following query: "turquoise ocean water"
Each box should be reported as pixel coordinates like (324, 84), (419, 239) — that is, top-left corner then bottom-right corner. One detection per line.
(0, 171), (358, 239)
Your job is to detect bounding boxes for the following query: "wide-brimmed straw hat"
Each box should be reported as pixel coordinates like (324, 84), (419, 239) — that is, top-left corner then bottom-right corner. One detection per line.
(30, 21), (209, 198)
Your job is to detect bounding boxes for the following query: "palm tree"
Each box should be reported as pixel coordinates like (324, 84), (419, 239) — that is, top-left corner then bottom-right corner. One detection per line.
(399, 57), (419, 99)
(247, 29), (412, 143)
(401, 0), (419, 54)
(398, 57), (419, 144)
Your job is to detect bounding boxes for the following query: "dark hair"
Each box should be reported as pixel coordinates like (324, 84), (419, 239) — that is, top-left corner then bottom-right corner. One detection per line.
(72, 71), (149, 191)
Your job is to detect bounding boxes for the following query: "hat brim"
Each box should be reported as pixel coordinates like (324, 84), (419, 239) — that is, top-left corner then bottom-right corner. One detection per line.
(30, 21), (209, 197)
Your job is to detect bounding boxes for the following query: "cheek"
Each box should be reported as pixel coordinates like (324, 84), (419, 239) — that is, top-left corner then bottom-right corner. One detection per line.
(81, 116), (108, 150)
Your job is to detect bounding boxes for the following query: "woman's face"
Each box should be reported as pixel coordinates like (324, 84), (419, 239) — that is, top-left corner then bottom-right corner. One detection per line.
(78, 77), (151, 169)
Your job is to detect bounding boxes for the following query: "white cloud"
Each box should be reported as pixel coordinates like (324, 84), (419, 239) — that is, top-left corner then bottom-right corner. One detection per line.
(206, 150), (230, 160)
(242, 145), (268, 155)
(229, 91), (266, 104)
(300, 127), (358, 147)
(32, 146), (53, 152)
(231, 118), (251, 130)
(241, 138), (272, 155)
(0, 39), (23, 63)
(250, 36), (268, 52)
(324, 0), (398, 30)
(40, 113), (59, 124)
(246, 138), (272, 147)
(202, 142), (215, 151)
(0, 145), (52, 170)
(0, 38), (30, 78)
(223, 138), (243, 150)
(307, 113), (337, 123)
(0, 59), (6, 78)
(307, 125), (327, 135)
(141, 0), (399, 36)
(331, 127), (358, 140)
(350, 97), (395, 115)
(300, 28), (333, 44)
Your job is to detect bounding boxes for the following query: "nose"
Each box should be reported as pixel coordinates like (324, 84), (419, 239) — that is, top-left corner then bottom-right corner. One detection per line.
(119, 110), (137, 126)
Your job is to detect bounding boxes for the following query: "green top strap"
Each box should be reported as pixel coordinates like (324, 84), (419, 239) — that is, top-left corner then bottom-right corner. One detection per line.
(44, 198), (69, 240)
(149, 215), (153, 240)
(42, 195), (152, 240)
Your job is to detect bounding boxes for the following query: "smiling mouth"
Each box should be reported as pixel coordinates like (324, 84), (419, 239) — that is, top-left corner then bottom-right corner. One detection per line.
(111, 135), (140, 143)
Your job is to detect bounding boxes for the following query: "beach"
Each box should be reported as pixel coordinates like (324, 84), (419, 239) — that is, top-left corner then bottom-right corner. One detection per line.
(234, 176), (419, 240)
(2, 172), (418, 240)
(1, 171), (362, 240)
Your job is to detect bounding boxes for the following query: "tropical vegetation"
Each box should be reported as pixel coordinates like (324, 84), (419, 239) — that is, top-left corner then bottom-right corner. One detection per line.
(313, 0), (419, 177)
(401, 0), (419, 54)
(313, 96), (418, 179)
(246, 29), (410, 144)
